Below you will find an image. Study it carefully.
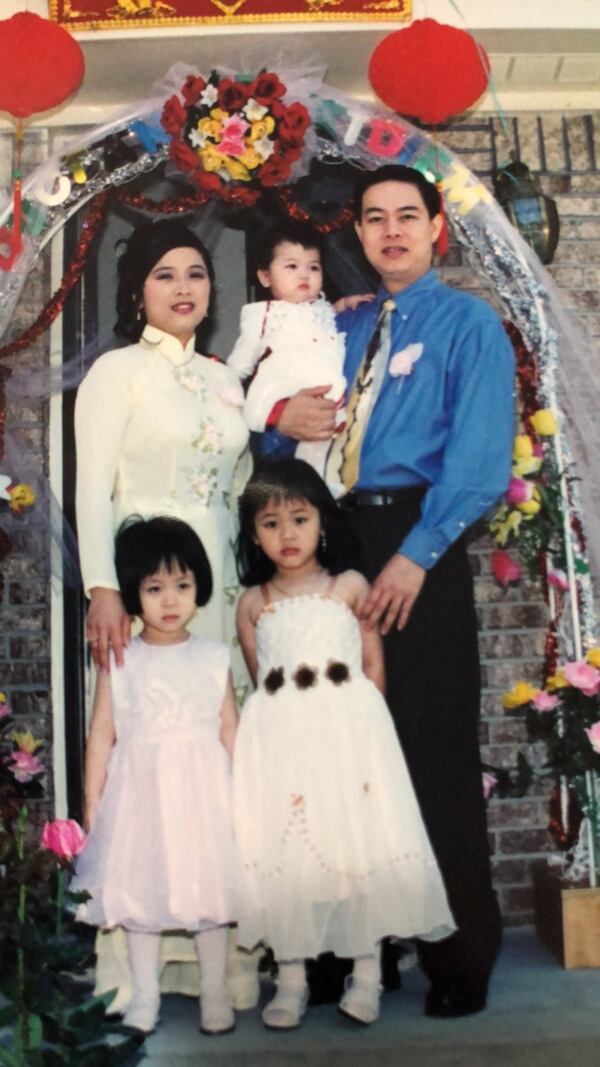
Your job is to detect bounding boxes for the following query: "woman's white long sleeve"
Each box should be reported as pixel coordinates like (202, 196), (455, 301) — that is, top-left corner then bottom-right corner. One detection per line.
(75, 350), (134, 595)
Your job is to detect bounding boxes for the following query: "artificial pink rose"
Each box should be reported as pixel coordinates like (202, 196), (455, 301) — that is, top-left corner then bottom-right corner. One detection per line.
(0, 701), (11, 719)
(532, 691), (561, 712)
(491, 548), (522, 587)
(585, 721), (600, 754)
(9, 750), (44, 783)
(219, 136), (246, 158)
(548, 569), (569, 592)
(563, 660), (600, 697)
(41, 818), (86, 859)
(505, 476), (533, 505)
(532, 442), (544, 458)
(482, 772), (497, 799)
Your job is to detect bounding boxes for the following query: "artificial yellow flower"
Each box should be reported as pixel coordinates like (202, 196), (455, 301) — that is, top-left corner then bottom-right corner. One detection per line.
(489, 506), (522, 546)
(198, 117), (223, 141)
(586, 647), (600, 669)
(546, 670), (569, 691)
(13, 729), (43, 754)
(530, 408), (559, 436)
(516, 486), (541, 517)
(200, 145), (226, 172)
(8, 483), (35, 512)
(238, 146), (263, 170)
(513, 435), (534, 461)
(249, 117), (276, 142)
(223, 157), (251, 181)
(0, 691), (6, 703)
(502, 681), (541, 709)
(512, 456), (543, 477)
(209, 108), (229, 122)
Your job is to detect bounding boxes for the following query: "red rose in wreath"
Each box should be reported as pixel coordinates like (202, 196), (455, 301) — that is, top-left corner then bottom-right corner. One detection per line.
(169, 140), (201, 174)
(181, 75), (207, 106)
(218, 79), (248, 113)
(279, 103), (310, 137)
(259, 153), (292, 187)
(162, 95), (187, 136)
(250, 72), (286, 106)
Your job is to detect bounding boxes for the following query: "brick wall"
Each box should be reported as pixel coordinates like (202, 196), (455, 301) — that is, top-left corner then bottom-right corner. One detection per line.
(1, 112), (598, 922)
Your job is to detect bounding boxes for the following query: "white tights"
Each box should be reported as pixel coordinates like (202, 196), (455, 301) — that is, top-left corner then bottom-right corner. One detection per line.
(126, 925), (230, 1004)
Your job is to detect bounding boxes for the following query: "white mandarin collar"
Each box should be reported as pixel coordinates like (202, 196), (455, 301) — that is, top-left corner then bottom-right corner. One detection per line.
(141, 325), (197, 366)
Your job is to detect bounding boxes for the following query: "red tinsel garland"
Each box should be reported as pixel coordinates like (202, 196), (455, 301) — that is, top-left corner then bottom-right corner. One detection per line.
(0, 192), (109, 363)
(276, 186), (354, 233)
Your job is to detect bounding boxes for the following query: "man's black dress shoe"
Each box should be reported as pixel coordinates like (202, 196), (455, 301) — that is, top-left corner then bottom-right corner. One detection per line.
(424, 985), (487, 1018)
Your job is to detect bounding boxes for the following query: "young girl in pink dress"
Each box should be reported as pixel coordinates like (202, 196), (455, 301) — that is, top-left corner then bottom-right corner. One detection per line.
(233, 459), (455, 1030)
(72, 516), (244, 1037)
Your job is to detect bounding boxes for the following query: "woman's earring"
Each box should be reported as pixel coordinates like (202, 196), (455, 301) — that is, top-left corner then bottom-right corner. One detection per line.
(320, 529), (327, 553)
(136, 307), (143, 322)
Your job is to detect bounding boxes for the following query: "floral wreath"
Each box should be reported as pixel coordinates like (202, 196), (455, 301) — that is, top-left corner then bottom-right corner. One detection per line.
(161, 70), (311, 206)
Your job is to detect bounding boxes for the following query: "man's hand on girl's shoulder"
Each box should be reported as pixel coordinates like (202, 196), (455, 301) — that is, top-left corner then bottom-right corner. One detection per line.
(333, 294), (376, 313)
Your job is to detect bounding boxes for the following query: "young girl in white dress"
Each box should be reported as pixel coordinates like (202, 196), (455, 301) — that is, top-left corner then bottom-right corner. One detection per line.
(233, 459), (455, 1030)
(227, 222), (371, 498)
(72, 517), (244, 1037)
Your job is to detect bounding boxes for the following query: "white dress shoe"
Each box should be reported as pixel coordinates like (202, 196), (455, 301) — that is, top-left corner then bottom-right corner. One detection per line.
(199, 990), (235, 1035)
(262, 982), (308, 1030)
(122, 992), (160, 1033)
(338, 977), (381, 1025)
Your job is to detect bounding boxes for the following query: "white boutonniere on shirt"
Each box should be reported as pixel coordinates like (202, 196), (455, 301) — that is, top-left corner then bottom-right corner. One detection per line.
(217, 384), (245, 408)
(389, 343), (424, 393)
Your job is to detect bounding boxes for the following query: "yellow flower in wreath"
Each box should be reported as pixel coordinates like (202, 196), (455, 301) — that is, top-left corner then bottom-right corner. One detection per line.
(530, 408), (559, 436)
(546, 670), (569, 691)
(502, 681), (540, 709)
(199, 117), (223, 141)
(13, 729), (43, 754)
(513, 434), (534, 461)
(249, 116), (276, 142)
(586, 647), (600, 669)
(516, 486), (541, 517)
(223, 157), (251, 182)
(238, 146), (263, 170)
(209, 108), (229, 122)
(8, 483), (35, 512)
(200, 145), (226, 172)
(490, 506), (522, 546)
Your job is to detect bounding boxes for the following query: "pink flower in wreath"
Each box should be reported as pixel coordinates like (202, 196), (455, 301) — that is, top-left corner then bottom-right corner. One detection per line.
(563, 660), (600, 697)
(505, 476), (533, 505)
(219, 114), (250, 157)
(41, 818), (87, 859)
(8, 750), (44, 783)
(585, 721), (600, 754)
(531, 691), (561, 712)
(548, 568), (569, 592)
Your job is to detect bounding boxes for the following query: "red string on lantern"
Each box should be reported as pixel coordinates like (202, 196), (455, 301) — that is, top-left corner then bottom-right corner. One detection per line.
(368, 19), (490, 127)
(0, 12), (84, 271)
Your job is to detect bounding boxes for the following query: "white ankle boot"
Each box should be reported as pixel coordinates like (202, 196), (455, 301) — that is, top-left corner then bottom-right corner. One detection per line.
(199, 988), (235, 1035)
(262, 981), (308, 1030)
(123, 991), (160, 1033)
(338, 976), (381, 1025)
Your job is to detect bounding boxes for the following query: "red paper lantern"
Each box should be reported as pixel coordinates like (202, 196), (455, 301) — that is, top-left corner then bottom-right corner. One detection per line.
(0, 12), (84, 119)
(368, 19), (490, 126)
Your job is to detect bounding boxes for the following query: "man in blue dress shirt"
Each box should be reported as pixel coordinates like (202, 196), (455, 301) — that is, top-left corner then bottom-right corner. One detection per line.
(256, 164), (515, 1017)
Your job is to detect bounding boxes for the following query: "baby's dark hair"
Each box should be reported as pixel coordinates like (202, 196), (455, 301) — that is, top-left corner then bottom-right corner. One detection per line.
(115, 516), (213, 615)
(255, 220), (324, 273)
(237, 459), (358, 586)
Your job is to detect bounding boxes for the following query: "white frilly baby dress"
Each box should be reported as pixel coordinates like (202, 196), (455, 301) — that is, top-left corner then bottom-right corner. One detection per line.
(233, 591), (455, 961)
(73, 635), (245, 932)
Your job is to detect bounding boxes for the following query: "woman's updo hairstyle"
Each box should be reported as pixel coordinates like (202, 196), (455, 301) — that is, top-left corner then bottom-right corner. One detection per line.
(114, 219), (216, 345)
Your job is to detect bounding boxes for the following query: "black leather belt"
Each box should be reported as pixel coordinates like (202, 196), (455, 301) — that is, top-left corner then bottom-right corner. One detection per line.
(339, 486), (426, 509)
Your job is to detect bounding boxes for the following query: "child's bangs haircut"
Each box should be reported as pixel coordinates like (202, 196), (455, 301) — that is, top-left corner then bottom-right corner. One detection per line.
(115, 516), (213, 615)
(256, 220), (323, 273)
(237, 459), (358, 585)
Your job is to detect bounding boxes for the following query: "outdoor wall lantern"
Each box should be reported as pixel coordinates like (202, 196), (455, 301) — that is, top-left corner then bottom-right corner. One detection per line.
(492, 158), (560, 266)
